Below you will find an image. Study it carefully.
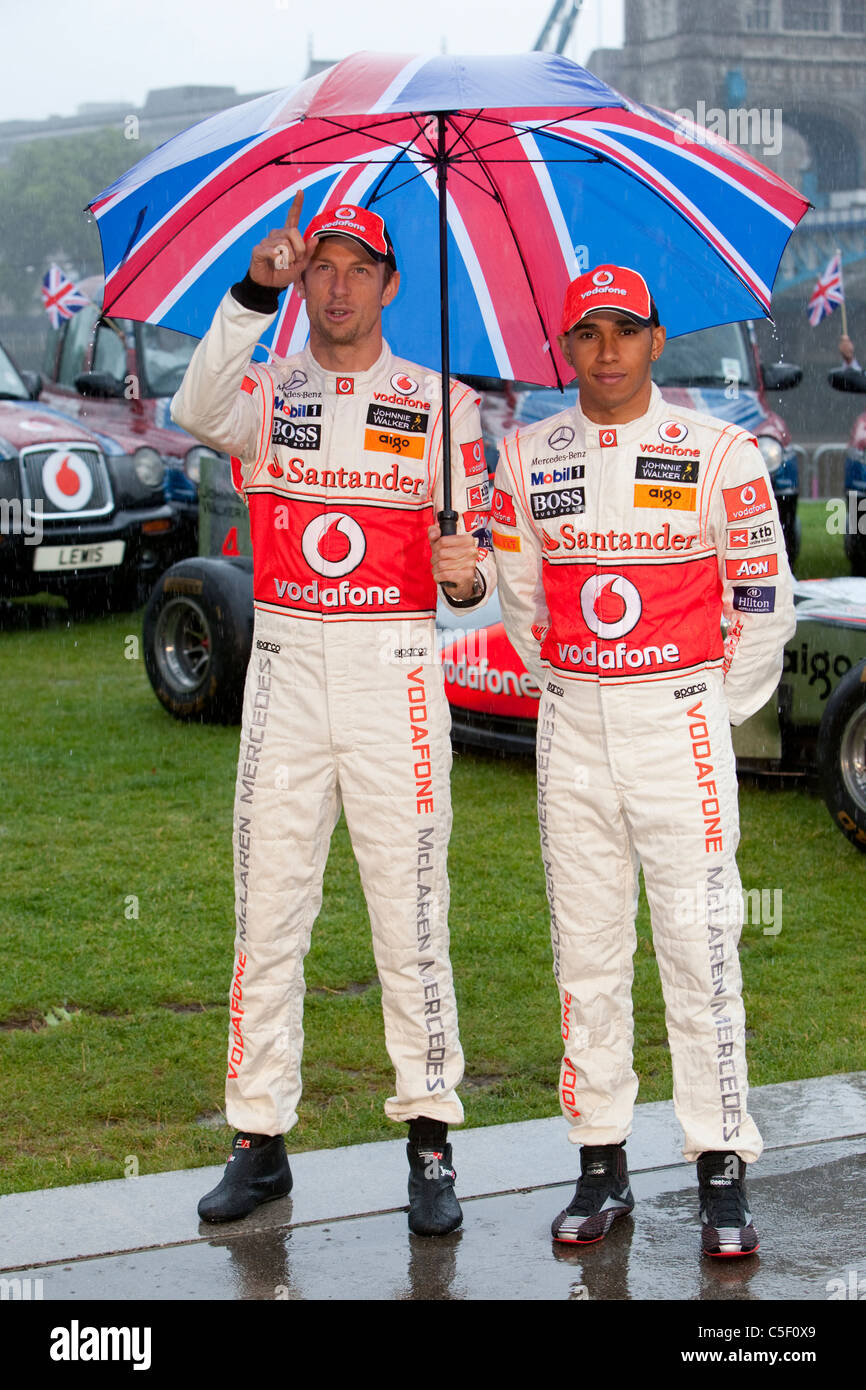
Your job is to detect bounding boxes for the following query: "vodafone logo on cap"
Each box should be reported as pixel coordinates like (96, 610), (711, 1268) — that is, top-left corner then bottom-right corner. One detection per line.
(580, 573), (642, 639)
(334, 206), (357, 220)
(592, 269), (615, 287)
(42, 451), (93, 511)
(659, 421), (689, 444)
(301, 512), (366, 578)
(391, 372), (418, 395)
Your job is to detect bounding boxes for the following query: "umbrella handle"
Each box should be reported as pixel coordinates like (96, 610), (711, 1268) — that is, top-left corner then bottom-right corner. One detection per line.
(437, 508), (458, 537)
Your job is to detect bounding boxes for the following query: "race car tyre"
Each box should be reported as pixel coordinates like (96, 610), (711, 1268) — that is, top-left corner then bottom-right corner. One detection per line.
(844, 530), (866, 578)
(777, 498), (800, 570)
(817, 658), (866, 854)
(143, 557), (253, 722)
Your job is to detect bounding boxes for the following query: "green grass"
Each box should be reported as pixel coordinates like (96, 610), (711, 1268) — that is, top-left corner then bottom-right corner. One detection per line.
(0, 502), (862, 1194)
(794, 498), (849, 580)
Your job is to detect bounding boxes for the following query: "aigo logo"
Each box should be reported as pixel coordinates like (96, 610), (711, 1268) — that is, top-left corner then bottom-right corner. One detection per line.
(301, 512), (366, 578)
(659, 420), (689, 444)
(41, 451), (93, 511)
(579, 573), (642, 639)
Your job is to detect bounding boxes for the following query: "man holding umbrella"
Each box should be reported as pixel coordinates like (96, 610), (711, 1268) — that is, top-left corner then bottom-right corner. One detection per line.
(172, 193), (494, 1234)
(492, 264), (795, 1256)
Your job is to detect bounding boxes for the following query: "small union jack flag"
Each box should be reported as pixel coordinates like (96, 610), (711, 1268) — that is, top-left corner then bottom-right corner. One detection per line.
(807, 253), (845, 327)
(41, 265), (90, 329)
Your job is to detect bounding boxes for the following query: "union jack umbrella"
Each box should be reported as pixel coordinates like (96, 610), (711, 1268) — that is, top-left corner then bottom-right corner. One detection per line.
(87, 51), (809, 516)
(807, 251), (845, 328)
(41, 264), (90, 330)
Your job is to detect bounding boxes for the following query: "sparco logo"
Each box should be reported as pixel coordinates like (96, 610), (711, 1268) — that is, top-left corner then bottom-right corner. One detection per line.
(674, 682), (707, 699)
(580, 573), (642, 639)
(301, 512), (366, 578)
(256, 640), (281, 653)
(547, 425), (575, 451)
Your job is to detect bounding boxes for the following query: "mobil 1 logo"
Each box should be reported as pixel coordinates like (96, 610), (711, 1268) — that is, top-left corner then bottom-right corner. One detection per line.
(635, 454), (699, 484)
(531, 486), (585, 520)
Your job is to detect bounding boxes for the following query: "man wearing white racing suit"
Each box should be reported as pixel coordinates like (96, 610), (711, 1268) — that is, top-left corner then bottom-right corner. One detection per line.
(172, 196), (494, 1235)
(492, 264), (795, 1256)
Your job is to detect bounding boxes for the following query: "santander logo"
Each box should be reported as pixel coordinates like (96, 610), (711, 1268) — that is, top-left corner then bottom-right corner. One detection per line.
(301, 512), (366, 578)
(579, 573), (642, 639)
(41, 451), (93, 511)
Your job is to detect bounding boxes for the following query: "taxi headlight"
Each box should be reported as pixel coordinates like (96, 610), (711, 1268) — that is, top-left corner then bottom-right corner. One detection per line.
(756, 435), (784, 474)
(133, 447), (165, 488)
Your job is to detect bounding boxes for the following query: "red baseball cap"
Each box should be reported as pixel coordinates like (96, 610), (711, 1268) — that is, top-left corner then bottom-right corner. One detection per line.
(304, 203), (397, 269)
(561, 264), (656, 334)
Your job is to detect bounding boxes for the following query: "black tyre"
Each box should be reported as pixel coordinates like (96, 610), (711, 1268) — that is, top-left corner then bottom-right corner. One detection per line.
(777, 495), (800, 570)
(817, 658), (866, 853)
(143, 557), (253, 722)
(845, 531), (866, 578)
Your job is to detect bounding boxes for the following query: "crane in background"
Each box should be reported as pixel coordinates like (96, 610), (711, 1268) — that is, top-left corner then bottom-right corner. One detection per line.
(533, 0), (584, 53)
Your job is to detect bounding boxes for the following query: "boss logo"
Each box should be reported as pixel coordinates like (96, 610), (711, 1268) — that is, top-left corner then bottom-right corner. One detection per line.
(272, 420), (321, 449)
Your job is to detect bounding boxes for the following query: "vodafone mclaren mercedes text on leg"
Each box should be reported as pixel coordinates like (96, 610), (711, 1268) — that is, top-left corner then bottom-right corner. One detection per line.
(493, 384), (795, 1165)
(172, 287), (494, 1147)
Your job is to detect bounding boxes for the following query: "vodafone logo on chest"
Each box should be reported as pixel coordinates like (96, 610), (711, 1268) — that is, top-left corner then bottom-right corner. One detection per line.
(658, 420), (689, 444)
(336, 377), (354, 395)
(579, 573), (642, 639)
(301, 512), (366, 577)
(391, 371), (419, 396)
(598, 428), (617, 448)
(42, 451), (93, 510)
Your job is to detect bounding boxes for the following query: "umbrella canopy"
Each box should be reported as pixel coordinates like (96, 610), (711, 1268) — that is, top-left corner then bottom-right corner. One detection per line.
(90, 51), (809, 389)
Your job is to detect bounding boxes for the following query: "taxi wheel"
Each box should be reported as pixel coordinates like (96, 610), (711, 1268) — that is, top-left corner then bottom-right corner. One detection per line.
(817, 659), (866, 854)
(143, 558), (252, 722)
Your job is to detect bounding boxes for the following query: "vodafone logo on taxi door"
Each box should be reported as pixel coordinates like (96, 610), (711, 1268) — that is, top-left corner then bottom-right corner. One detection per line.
(41, 451), (93, 511)
(301, 512), (366, 577)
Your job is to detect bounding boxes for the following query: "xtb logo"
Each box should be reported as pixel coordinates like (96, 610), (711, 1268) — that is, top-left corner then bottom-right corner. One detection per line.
(580, 573), (642, 639)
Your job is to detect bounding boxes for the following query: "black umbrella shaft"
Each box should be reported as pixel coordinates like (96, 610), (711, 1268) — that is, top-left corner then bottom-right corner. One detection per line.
(436, 113), (457, 535)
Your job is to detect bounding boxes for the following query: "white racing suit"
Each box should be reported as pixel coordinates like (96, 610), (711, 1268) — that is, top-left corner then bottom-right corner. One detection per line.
(172, 288), (494, 1137)
(493, 384), (795, 1162)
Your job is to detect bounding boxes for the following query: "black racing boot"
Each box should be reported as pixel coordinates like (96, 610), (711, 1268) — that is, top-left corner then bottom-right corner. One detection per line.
(697, 1151), (759, 1257)
(406, 1118), (462, 1237)
(198, 1131), (293, 1223)
(551, 1141), (635, 1244)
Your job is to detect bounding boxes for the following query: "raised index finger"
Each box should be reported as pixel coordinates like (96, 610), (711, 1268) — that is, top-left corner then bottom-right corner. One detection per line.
(285, 189), (304, 233)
